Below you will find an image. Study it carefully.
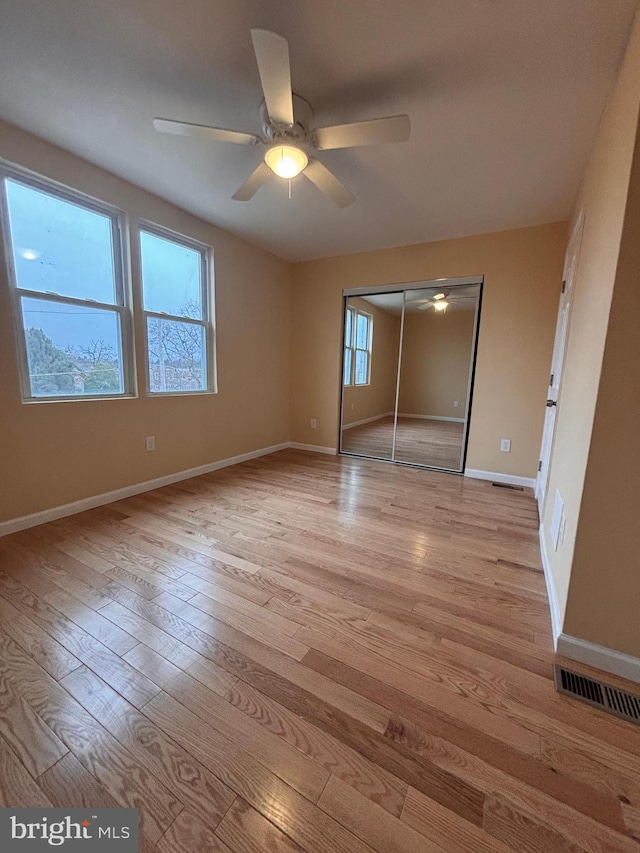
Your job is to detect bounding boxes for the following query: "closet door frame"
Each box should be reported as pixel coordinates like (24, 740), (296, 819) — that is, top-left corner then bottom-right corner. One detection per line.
(339, 276), (484, 473)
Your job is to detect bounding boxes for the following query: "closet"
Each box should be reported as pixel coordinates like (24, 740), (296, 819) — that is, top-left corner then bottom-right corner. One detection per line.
(340, 277), (482, 472)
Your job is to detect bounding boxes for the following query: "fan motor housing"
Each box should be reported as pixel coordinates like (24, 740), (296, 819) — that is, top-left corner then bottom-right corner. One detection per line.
(261, 93), (314, 142)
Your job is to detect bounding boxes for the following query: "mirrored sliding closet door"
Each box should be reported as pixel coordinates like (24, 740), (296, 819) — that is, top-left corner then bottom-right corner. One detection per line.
(339, 278), (482, 473)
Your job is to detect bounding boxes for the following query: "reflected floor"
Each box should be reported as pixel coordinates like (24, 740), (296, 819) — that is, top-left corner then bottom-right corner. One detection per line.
(341, 415), (464, 469)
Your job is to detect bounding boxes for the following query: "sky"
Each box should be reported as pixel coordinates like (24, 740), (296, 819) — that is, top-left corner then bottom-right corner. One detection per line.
(6, 178), (203, 353)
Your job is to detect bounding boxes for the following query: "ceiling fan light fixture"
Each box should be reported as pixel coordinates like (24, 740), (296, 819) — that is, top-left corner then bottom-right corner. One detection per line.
(434, 300), (449, 312)
(433, 292), (446, 301)
(265, 144), (308, 178)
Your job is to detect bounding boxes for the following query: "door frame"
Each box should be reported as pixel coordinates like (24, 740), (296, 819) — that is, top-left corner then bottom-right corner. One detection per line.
(535, 212), (584, 507)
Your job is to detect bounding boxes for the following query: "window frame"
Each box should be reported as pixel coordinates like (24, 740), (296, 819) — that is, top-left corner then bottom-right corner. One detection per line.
(138, 220), (216, 397)
(0, 161), (136, 403)
(344, 306), (372, 387)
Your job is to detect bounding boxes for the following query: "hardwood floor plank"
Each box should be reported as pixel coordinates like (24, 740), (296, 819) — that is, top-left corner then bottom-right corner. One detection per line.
(306, 650), (626, 832)
(0, 736), (52, 807)
(0, 671), (68, 777)
(39, 752), (121, 808)
(125, 651), (329, 802)
(2, 612), (82, 680)
(483, 796), (586, 853)
(299, 628), (539, 754)
(402, 786), (512, 852)
(157, 810), (235, 853)
(124, 640), (237, 698)
(317, 774), (444, 853)
(104, 583), (387, 732)
(0, 571), (159, 707)
(153, 591), (309, 660)
(143, 691), (377, 853)
(100, 601), (200, 670)
(0, 630), (182, 843)
(60, 666), (237, 831)
(44, 589), (138, 656)
(384, 717), (634, 851)
(2, 451), (639, 852)
(225, 680), (407, 817)
(216, 797), (308, 853)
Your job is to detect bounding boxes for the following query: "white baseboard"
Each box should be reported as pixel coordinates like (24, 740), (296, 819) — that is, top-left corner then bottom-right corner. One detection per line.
(463, 468), (536, 489)
(538, 523), (562, 648)
(342, 412), (393, 430)
(288, 442), (337, 455)
(397, 413), (465, 423)
(0, 441), (290, 538)
(557, 634), (640, 684)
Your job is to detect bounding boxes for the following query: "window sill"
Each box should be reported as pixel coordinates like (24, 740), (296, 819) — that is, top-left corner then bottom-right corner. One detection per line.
(147, 389), (217, 398)
(22, 394), (137, 405)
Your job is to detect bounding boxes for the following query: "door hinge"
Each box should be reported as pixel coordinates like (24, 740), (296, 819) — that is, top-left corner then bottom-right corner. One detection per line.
(562, 280), (566, 293)
(550, 373), (554, 386)
(538, 460), (543, 472)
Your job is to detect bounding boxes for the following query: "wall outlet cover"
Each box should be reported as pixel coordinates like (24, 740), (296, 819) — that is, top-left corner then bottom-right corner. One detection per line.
(310, 418), (317, 429)
(500, 438), (511, 453)
(145, 436), (155, 452)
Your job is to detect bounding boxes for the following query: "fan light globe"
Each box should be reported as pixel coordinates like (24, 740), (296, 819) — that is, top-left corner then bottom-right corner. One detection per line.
(434, 300), (449, 312)
(265, 144), (308, 179)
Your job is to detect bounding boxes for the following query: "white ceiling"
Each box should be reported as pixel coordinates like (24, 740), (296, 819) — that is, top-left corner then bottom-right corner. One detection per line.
(0, 0), (636, 262)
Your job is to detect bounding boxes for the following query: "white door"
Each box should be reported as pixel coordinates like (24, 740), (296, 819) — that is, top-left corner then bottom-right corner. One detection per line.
(535, 212), (584, 508)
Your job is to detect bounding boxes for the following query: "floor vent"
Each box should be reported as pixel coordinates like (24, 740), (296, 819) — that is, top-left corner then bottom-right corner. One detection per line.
(491, 482), (524, 491)
(554, 665), (640, 724)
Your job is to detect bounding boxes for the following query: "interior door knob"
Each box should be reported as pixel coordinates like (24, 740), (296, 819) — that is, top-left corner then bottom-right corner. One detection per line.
(546, 400), (557, 407)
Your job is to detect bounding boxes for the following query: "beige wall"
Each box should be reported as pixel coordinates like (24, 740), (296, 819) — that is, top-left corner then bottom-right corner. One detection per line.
(0, 120), (291, 523)
(547, 10), (640, 656)
(542, 11), (640, 629)
(290, 222), (566, 476)
(342, 297), (400, 427)
(398, 309), (475, 419)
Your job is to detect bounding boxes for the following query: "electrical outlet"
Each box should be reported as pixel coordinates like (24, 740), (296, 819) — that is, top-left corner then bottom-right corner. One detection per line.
(500, 438), (511, 453)
(453, 401), (459, 408)
(145, 436), (155, 452)
(310, 418), (317, 429)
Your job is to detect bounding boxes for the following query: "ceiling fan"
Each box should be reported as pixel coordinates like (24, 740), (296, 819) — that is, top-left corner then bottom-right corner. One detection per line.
(412, 290), (476, 313)
(153, 29), (411, 208)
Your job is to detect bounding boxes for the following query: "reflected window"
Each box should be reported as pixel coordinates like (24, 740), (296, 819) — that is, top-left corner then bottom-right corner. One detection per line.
(344, 306), (372, 386)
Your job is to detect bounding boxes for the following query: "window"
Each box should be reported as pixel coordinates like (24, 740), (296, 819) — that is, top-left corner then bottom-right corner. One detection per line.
(1, 172), (132, 400)
(140, 226), (214, 394)
(344, 306), (372, 386)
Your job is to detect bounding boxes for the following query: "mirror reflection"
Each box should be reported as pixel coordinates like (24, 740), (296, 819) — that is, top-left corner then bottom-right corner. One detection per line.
(340, 292), (403, 460)
(340, 281), (481, 472)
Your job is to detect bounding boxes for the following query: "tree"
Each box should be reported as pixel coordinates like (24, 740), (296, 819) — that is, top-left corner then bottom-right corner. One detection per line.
(83, 362), (119, 393)
(79, 338), (116, 368)
(147, 301), (203, 390)
(25, 328), (76, 395)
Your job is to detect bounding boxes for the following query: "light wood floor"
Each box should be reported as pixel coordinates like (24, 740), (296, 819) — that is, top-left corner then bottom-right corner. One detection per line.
(1, 449), (639, 852)
(341, 416), (465, 469)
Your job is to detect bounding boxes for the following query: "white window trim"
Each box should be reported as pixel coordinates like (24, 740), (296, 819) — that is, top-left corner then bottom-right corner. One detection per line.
(138, 220), (217, 397)
(0, 161), (136, 403)
(344, 306), (372, 387)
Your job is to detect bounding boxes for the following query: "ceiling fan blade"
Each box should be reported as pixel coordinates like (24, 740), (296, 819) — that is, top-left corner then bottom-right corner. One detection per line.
(313, 114), (410, 150)
(232, 162), (272, 201)
(153, 118), (260, 146)
(250, 29), (294, 127)
(303, 158), (355, 208)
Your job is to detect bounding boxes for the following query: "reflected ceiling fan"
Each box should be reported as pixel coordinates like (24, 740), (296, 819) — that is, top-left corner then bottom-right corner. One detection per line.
(153, 29), (411, 208)
(412, 290), (476, 313)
